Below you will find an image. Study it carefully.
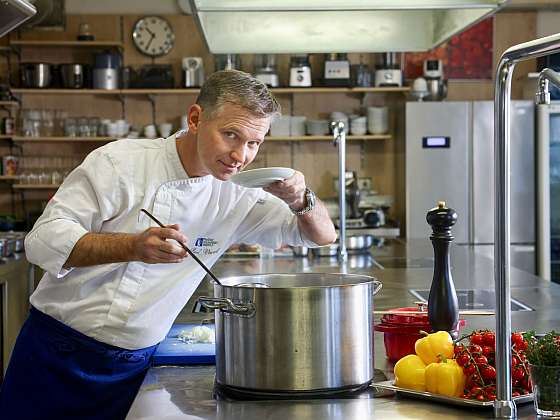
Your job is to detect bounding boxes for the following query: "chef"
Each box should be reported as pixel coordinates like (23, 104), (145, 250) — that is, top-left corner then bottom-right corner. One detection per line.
(0, 70), (336, 419)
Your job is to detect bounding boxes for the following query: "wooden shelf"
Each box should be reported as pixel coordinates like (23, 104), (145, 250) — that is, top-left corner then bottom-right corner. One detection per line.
(0, 135), (12, 140)
(13, 184), (60, 190)
(10, 89), (119, 95)
(9, 40), (123, 48)
(0, 101), (19, 107)
(11, 87), (410, 95)
(266, 134), (391, 141)
(0, 176), (18, 181)
(12, 136), (114, 143)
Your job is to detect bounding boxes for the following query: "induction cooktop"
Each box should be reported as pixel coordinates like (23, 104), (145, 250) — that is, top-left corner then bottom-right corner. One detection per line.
(409, 289), (534, 312)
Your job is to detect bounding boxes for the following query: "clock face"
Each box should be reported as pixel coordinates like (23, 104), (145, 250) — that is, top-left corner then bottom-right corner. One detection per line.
(132, 16), (175, 57)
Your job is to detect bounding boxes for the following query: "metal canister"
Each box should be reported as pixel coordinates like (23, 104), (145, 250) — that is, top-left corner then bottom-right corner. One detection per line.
(2, 117), (14, 135)
(2, 155), (18, 176)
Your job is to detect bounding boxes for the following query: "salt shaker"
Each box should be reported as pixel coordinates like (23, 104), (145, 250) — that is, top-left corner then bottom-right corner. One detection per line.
(426, 201), (459, 338)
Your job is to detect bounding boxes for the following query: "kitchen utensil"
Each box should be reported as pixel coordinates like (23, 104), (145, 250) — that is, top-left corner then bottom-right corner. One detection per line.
(21, 63), (51, 88)
(139, 208), (223, 287)
(93, 51), (120, 90)
(198, 272), (382, 395)
(230, 167), (295, 188)
(373, 310), (494, 316)
(254, 54), (279, 87)
(305, 119), (329, 135)
(324, 53), (350, 87)
(313, 234), (374, 257)
(290, 245), (309, 257)
(367, 106), (388, 134)
(77, 22), (94, 41)
(351, 63), (372, 87)
(289, 54), (312, 87)
(423, 59), (444, 79)
(425, 78), (448, 101)
(182, 57), (205, 87)
(59, 63), (87, 88)
(363, 208), (386, 228)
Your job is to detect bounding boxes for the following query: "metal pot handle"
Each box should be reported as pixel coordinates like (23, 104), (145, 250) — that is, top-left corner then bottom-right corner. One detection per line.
(197, 296), (255, 316)
(373, 281), (383, 296)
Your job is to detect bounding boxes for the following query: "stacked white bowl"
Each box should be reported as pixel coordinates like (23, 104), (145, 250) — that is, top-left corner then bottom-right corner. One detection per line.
(350, 115), (367, 135)
(367, 106), (389, 134)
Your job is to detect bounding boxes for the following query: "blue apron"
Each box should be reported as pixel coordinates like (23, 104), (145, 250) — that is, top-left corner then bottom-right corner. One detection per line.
(0, 306), (158, 420)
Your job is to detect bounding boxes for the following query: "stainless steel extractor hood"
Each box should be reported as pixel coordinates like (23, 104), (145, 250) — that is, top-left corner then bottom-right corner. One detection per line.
(0, 0), (36, 38)
(189, 0), (507, 53)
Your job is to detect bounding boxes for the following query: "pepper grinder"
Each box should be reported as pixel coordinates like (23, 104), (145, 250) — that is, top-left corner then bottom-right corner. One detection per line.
(426, 201), (459, 338)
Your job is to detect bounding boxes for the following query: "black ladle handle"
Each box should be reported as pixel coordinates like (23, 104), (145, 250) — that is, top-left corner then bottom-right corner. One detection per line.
(140, 208), (223, 287)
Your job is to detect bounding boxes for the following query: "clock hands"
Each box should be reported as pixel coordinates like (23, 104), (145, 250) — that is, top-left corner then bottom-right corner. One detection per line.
(145, 32), (155, 51)
(145, 26), (155, 37)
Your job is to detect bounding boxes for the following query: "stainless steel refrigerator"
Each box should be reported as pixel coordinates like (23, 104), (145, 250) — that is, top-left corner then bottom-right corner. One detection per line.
(406, 101), (535, 274)
(537, 102), (560, 283)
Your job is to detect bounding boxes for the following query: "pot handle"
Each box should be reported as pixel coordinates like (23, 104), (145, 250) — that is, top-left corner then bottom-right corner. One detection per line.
(197, 296), (255, 316)
(373, 281), (383, 296)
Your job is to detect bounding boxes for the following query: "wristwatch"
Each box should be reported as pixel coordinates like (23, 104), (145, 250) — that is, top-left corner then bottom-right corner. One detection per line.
(291, 188), (316, 216)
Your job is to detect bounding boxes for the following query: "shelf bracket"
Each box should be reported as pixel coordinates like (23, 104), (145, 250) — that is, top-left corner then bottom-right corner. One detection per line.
(360, 92), (369, 108)
(117, 93), (126, 120)
(147, 94), (156, 125)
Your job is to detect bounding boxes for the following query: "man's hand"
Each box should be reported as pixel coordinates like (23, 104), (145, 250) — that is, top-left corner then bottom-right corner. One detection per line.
(263, 171), (307, 211)
(132, 224), (189, 264)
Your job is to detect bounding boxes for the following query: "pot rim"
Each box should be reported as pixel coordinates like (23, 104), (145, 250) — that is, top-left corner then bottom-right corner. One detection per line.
(215, 272), (381, 291)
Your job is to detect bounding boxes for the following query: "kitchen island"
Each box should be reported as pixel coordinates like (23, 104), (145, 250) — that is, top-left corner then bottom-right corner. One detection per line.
(126, 239), (559, 419)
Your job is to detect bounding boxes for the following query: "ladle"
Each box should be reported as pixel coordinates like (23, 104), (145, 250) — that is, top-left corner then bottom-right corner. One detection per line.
(140, 208), (223, 287)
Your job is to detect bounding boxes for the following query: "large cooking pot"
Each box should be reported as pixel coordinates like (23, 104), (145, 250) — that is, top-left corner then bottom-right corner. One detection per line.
(199, 272), (382, 396)
(21, 63), (51, 88)
(60, 64), (88, 88)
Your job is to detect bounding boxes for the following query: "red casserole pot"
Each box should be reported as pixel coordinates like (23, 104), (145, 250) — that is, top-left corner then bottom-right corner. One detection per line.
(374, 307), (466, 363)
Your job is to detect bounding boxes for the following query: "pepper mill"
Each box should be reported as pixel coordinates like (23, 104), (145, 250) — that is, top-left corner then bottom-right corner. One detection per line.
(426, 201), (459, 338)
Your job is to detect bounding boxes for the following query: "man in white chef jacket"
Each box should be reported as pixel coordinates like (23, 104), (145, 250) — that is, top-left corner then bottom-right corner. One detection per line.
(0, 70), (336, 420)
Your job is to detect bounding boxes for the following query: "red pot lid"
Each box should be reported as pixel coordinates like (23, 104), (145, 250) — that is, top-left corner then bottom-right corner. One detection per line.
(381, 307), (430, 327)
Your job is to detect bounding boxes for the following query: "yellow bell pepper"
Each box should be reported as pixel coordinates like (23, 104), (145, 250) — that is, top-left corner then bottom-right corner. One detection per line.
(394, 354), (427, 391)
(414, 330), (454, 365)
(425, 358), (466, 397)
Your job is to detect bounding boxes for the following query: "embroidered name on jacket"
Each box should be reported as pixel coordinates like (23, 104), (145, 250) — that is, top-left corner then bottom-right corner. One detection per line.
(192, 237), (219, 255)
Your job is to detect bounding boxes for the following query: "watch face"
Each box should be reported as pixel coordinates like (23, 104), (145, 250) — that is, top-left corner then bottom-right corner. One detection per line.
(133, 16), (175, 57)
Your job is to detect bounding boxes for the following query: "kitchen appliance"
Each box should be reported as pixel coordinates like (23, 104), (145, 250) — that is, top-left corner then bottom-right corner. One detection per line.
(134, 65), (174, 89)
(20, 63), (51, 88)
(423, 59), (443, 79)
(374, 53), (402, 87)
(254, 54), (279, 87)
(537, 102), (560, 283)
(324, 53), (350, 87)
(93, 51), (120, 90)
(215, 54), (240, 71)
(59, 64), (88, 88)
(351, 63), (371, 87)
(198, 273), (382, 396)
(182, 57), (205, 87)
(289, 55), (312, 87)
(406, 101), (535, 274)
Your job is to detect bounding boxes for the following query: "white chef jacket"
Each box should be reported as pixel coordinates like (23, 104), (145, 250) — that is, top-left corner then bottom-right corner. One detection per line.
(26, 135), (318, 350)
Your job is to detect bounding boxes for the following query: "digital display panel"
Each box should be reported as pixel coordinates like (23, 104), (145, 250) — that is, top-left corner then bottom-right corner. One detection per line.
(422, 136), (450, 148)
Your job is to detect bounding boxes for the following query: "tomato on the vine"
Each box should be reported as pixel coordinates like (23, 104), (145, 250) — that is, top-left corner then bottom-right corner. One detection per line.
(474, 355), (489, 366)
(469, 344), (483, 354)
(471, 332), (484, 346)
(511, 332), (524, 346)
(482, 331), (496, 346)
(481, 365), (496, 381)
(512, 366), (526, 381)
(482, 346), (494, 357)
(454, 344), (465, 355)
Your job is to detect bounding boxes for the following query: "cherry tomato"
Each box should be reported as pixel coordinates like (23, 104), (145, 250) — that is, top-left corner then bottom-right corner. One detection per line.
(481, 365), (496, 381)
(466, 363), (478, 375)
(516, 340), (528, 351)
(482, 331), (496, 347)
(511, 332), (524, 347)
(487, 393), (496, 401)
(469, 344), (483, 354)
(470, 386), (483, 396)
(457, 353), (470, 367)
(474, 355), (488, 366)
(511, 356), (519, 368)
(482, 346), (494, 357)
(512, 366), (525, 381)
(471, 332), (484, 346)
(454, 344), (465, 355)
(476, 394), (486, 401)
(512, 391), (521, 397)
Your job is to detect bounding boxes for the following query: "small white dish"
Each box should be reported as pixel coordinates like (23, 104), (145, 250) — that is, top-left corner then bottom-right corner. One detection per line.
(231, 167), (295, 188)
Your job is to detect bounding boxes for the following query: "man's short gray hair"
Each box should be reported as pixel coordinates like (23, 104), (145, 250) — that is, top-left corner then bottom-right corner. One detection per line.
(196, 70), (281, 120)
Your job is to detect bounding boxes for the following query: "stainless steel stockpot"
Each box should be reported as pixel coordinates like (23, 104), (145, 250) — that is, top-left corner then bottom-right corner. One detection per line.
(199, 273), (382, 394)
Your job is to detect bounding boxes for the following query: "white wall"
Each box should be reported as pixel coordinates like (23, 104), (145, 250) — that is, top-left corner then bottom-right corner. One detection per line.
(537, 11), (560, 37)
(65, 0), (191, 15)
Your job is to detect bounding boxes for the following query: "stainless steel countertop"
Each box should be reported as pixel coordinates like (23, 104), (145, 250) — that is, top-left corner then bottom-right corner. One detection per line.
(127, 239), (557, 420)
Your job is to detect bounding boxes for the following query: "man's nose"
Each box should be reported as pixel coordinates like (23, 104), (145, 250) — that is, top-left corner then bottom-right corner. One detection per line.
(230, 144), (247, 164)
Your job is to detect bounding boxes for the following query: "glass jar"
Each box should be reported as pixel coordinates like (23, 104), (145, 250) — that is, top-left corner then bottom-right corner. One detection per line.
(529, 364), (560, 417)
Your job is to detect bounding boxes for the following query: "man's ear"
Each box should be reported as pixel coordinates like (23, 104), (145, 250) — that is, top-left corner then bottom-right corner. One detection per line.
(188, 104), (203, 134)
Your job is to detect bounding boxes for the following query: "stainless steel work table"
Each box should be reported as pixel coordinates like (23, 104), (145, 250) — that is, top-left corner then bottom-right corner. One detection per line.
(127, 239), (560, 419)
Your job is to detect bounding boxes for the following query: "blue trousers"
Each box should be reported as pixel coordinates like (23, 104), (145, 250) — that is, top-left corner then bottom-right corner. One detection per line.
(0, 307), (158, 420)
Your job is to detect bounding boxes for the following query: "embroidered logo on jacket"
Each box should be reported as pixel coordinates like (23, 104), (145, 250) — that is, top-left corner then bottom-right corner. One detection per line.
(192, 237), (219, 255)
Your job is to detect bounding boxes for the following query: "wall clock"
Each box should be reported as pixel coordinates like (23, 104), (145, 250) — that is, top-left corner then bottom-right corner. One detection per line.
(132, 16), (175, 57)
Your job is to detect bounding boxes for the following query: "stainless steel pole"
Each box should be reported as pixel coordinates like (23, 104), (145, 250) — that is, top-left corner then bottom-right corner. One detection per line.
(332, 121), (348, 262)
(493, 32), (560, 419)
